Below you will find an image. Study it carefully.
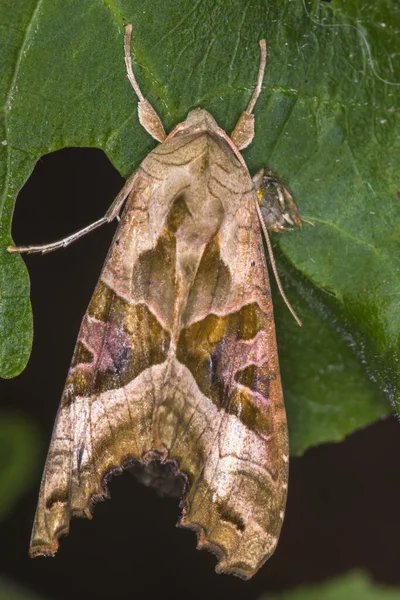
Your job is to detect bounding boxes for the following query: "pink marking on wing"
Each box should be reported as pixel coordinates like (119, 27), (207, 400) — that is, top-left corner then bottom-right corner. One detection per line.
(71, 316), (130, 375)
(214, 330), (271, 408)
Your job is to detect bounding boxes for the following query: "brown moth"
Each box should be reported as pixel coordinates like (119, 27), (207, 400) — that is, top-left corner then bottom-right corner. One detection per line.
(9, 25), (302, 579)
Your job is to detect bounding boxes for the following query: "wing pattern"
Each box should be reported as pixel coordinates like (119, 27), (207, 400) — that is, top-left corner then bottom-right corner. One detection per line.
(30, 126), (288, 579)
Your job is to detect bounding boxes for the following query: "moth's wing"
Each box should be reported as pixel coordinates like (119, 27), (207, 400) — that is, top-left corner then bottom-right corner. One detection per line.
(29, 275), (172, 551)
(171, 190), (289, 577)
(30, 134), (288, 579)
(29, 169), (174, 556)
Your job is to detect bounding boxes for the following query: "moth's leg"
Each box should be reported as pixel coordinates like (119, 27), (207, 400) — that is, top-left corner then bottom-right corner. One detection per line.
(8, 171), (137, 255)
(124, 24), (166, 143)
(254, 168), (302, 232)
(230, 40), (267, 150)
(253, 168), (302, 326)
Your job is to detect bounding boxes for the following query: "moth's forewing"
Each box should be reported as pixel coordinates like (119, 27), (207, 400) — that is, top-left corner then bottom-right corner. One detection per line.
(30, 111), (288, 579)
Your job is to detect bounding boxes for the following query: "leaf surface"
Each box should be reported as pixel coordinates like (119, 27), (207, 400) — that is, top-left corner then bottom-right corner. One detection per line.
(0, 0), (397, 451)
(0, 412), (41, 520)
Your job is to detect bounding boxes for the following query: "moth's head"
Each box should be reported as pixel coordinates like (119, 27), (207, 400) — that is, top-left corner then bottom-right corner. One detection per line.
(181, 108), (219, 134)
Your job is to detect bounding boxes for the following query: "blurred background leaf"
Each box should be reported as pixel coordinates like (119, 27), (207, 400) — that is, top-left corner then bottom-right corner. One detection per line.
(259, 572), (400, 600)
(0, 412), (41, 520)
(0, 576), (48, 600)
(0, 414), (44, 599)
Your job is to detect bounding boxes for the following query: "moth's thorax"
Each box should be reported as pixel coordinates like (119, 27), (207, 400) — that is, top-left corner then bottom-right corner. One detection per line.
(171, 107), (247, 172)
(133, 120), (254, 276)
(145, 110), (249, 202)
(180, 108), (220, 135)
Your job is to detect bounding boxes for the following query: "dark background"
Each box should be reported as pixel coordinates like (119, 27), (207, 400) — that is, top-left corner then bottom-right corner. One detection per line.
(1, 148), (400, 599)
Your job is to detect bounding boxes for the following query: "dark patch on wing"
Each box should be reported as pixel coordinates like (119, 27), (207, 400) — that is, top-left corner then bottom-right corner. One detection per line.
(88, 280), (114, 321)
(67, 297), (170, 399)
(131, 223), (177, 328)
(71, 342), (94, 367)
(236, 364), (271, 399)
(217, 503), (245, 532)
(45, 489), (68, 510)
(183, 236), (231, 323)
(177, 302), (273, 436)
(91, 302), (170, 395)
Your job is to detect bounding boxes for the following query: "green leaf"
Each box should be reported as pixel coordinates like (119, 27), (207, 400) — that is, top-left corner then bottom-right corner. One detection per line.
(0, 1), (396, 450)
(0, 412), (41, 520)
(259, 572), (400, 600)
(0, 577), (48, 600)
(274, 260), (388, 455)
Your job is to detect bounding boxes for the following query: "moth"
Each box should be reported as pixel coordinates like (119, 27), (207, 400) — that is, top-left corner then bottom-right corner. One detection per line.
(9, 25), (302, 579)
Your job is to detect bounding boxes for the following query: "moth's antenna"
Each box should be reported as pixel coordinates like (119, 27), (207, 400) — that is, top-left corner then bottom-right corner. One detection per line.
(124, 24), (145, 101)
(255, 201), (302, 327)
(123, 24), (166, 143)
(230, 40), (267, 150)
(246, 40), (267, 115)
